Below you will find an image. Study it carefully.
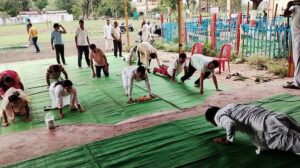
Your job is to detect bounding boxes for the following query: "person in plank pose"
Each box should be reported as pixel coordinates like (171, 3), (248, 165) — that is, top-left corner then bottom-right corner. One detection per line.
(46, 80), (84, 119)
(1, 88), (30, 127)
(180, 54), (220, 95)
(46, 64), (68, 87)
(205, 104), (300, 155)
(153, 53), (187, 82)
(122, 66), (154, 104)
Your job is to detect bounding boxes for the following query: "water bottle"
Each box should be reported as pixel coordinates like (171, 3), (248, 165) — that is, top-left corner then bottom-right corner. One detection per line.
(45, 112), (55, 129)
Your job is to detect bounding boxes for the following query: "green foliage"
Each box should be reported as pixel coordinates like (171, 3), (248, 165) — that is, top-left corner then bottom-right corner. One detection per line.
(267, 60), (288, 78)
(55, 0), (77, 13)
(21, 0), (32, 11)
(247, 55), (288, 77)
(247, 55), (269, 69)
(0, 0), (22, 17)
(71, 3), (83, 20)
(153, 39), (190, 53)
(202, 41), (216, 57)
(96, 0), (132, 18)
(0, 11), (9, 17)
(33, 0), (48, 10)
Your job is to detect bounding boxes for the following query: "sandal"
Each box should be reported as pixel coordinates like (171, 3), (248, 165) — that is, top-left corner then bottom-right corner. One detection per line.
(283, 84), (300, 89)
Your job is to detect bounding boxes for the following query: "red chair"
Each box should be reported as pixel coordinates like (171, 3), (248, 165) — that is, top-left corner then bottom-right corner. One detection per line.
(187, 42), (204, 61)
(191, 42), (204, 55)
(214, 43), (233, 74)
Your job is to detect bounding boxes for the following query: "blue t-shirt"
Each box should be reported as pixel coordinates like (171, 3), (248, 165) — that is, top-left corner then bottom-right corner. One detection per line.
(51, 31), (63, 45)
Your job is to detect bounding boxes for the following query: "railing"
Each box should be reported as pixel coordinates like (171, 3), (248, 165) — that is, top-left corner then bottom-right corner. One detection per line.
(162, 15), (291, 58)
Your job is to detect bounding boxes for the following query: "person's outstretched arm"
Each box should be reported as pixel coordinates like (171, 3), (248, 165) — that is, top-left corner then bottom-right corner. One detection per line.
(200, 73), (205, 95)
(24, 104), (30, 122)
(60, 25), (67, 34)
(62, 68), (68, 80)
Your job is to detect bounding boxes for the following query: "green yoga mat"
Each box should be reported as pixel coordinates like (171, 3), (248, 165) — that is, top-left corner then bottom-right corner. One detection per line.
(0, 55), (222, 135)
(3, 94), (300, 168)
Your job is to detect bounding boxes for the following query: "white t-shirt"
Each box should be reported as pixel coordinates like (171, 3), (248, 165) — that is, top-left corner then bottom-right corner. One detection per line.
(291, 6), (300, 34)
(75, 27), (89, 46)
(111, 27), (121, 40)
(190, 54), (213, 72)
(104, 24), (112, 39)
(167, 59), (185, 76)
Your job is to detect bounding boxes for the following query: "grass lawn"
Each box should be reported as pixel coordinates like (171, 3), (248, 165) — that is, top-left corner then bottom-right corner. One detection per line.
(0, 18), (157, 47)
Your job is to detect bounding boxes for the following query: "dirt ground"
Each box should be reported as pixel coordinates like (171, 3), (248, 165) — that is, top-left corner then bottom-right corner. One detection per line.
(1, 41), (299, 165)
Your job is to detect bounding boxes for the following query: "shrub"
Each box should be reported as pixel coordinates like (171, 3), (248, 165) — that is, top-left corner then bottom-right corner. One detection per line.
(247, 55), (269, 69)
(267, 60), (288, 78)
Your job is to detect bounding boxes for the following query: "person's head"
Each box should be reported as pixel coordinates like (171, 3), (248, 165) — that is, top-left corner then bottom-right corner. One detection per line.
(136, 66), (146, 79)
(89, 44), (97, 53)
(28, 23), (32, 28)
(178, 53), (187, 64)
(106, 19), (110, 25)
(113, 21), (118, 28)
(205, 106), (220, 126)
(147, 21), (150, 25)
(149, 53), (157, 59)
(62, 80), (73, 93)
(3, 76), (15, 87)
(79, 20), (84, 28)
(8, 91), (21, 107)
(27, 19), (31, 23)
(53, 23), (60, 31)
(208, 60), (219, 70)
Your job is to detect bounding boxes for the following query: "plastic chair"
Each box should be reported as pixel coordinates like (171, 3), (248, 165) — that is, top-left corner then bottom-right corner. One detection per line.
(191, 42), (204, 55)
(214, 43), (233, 74)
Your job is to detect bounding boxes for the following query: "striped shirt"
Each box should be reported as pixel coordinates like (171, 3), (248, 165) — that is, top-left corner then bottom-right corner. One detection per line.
(51, 31), (64, 45)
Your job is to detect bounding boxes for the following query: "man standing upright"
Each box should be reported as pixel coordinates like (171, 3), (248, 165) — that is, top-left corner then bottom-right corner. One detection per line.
(111, 21), (122, 58)
(75, 20), (90, 68)
(51, 23), (67, 65)
(284, 0), (300, 89)
(104, 19), (113, 51)
(28, 23), (40, 53)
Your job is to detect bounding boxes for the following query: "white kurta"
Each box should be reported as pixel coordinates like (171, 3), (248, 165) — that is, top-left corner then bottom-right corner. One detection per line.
(49, 82), (79, 109)
(121, 66), (152, 99)
(291, 6), (300, 87)
(137, 42), (160, 69)
(125, 47), (138, 65)
(104, 24), (113, 51)
(215, 104), (300, 155)
(142, 24), (151, 42)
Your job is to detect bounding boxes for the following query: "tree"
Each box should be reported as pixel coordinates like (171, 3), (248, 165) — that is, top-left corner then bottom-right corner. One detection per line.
(163, 0), (177, 21)
(33, 0), (48, 10)
(250, 0), (263, 10)
(21, 0), (32, 11)
(0, 0), (22, 17)
(56, 0), (77, 13)
(96, 0), (132, 18)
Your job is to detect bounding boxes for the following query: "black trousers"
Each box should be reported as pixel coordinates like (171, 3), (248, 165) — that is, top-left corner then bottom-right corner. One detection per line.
(55, 44), (65, 64)
(77, 46), (90, 67)
(95, 64), (109, 78)
(32, 37), (40, 52)
(181, 62), (211, 84)
(113, 40), (122, 57)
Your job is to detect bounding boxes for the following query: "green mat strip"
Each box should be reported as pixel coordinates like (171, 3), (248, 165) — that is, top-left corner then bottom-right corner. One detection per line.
(3, 94), (300, 168)
(0, 55), (222, 135)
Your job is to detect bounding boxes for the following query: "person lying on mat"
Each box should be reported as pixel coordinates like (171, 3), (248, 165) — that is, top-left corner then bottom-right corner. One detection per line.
(180, 54), (220, 95)
(45, 80), (84, 119)
(137, 42), (161, 73)
(205, 104), (300, 155)
(1, 88), (30, 127)
(0, 70), (24, 97)
(125, 46), (138, 65)
(153, 53), (187, 82)
(46, 64), (68, 87)
(122, 66), (155, 104)
(89, 44), (109, 78)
